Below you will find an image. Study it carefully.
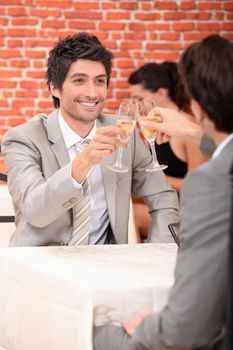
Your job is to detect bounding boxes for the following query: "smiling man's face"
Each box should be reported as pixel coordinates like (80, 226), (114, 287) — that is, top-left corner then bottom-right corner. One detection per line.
(51, 59), (108, 128)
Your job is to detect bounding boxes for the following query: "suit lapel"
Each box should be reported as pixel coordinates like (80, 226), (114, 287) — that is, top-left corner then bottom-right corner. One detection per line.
(97, 118), (117, 234)
(45, 112), (118, 235)
(46, 110), (70, 168)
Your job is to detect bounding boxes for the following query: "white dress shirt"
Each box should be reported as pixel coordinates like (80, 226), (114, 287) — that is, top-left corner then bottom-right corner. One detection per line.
(58, 110), (109, 244)
(212, 133), (233, 159)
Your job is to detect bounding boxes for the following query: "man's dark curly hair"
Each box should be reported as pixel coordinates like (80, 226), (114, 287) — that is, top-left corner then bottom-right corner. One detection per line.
(179, 34), (233, 133)
(46, 32), (113, 108)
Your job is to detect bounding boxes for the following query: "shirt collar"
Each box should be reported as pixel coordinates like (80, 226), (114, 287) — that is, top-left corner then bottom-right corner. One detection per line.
(58, 109), (96, 149)
(212, 132), (233, 159)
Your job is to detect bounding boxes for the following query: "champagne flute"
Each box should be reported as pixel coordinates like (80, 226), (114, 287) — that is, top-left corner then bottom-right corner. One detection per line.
(108, 102), (136, 173)
(139, 100), (168, 172)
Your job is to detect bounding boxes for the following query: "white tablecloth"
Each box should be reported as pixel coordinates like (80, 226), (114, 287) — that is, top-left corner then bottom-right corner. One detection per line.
(0, 244), (177, 350)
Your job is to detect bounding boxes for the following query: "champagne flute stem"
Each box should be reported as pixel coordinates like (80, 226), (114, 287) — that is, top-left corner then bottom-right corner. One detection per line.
(115, 146), (123, 167)
(149, 140), (159, 166)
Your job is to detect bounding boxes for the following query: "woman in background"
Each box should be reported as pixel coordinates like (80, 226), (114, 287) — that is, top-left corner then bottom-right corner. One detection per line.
(128, 62), (207, 241)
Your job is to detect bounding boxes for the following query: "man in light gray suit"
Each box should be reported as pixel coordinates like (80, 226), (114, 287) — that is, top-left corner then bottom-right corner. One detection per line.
(2, 32), (179, 247)
(93, 35), (233, 350)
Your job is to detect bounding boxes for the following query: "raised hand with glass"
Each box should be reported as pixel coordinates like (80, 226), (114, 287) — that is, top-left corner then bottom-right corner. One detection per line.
(138, 100), (168, 172)
(107, 102), (137, 173)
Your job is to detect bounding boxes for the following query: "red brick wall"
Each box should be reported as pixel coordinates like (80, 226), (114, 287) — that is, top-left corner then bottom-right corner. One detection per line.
(0, 0), (233, 170)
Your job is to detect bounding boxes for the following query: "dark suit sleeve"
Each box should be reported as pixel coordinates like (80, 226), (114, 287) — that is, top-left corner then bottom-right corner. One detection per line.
(226, 165), (233, 350)
(93, 325), (148, 350)
(133, 167), (230, 349)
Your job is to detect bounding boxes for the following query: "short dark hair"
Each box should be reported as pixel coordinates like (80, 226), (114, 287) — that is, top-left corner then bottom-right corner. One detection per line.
(46, 32), (113, 108)
(128, 62), (190, 112)
(179, 34), (233, 133)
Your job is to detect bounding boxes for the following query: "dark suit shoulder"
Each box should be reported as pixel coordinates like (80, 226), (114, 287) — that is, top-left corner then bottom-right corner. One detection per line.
(185, 140), (233, 189)
(183, 160), (231, 197)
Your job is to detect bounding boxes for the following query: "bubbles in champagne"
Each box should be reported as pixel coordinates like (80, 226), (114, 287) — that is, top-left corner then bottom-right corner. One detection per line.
(139, 116), (161, 142)
(117, 119), (136, 141)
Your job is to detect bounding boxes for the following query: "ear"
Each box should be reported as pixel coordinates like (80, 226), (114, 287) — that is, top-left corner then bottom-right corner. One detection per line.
(50, 82), (60, 99)
(191, 99), (205, 124)
(157, 87), (168, 99)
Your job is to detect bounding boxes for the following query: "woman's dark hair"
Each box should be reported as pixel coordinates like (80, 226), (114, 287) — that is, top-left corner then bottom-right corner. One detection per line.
(179, 34), (233, 133)
(46, 32), (113, 108)
(128, 62), (190, 112)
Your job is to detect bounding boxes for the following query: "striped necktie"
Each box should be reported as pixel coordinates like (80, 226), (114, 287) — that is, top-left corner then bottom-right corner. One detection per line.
(68, 139), (91, 245)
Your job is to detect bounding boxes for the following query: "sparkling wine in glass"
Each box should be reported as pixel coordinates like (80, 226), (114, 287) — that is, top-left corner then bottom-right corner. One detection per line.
(139, 101), (168, 172)
(108, 102), (136, 173)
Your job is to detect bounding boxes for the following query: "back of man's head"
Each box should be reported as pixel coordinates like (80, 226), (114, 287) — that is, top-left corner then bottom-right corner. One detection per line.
(179, 34), (233, 133)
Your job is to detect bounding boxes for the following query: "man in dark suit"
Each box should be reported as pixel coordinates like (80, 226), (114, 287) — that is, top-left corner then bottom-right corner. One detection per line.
(94, 34), (233, 350)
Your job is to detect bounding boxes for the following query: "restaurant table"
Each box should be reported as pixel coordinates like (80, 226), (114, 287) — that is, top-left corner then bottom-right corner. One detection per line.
(0, 185), (15, 247)
(0, 243), (177, 350)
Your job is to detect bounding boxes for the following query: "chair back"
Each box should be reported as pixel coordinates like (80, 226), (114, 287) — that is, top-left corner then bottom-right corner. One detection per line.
(0, 179), (15, 247)
(168, 223), (180, 247)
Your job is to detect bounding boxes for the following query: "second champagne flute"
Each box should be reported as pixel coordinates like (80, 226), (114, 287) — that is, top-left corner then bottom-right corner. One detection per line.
(139, 101), (168, 172)
(107, 102), (136, 173)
